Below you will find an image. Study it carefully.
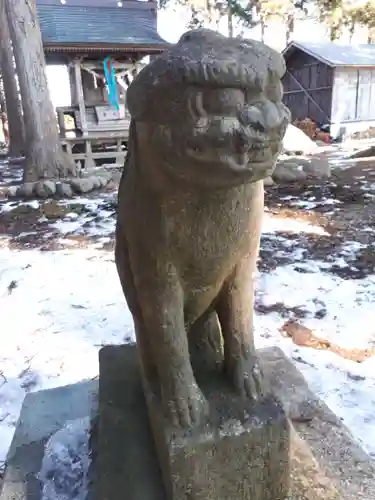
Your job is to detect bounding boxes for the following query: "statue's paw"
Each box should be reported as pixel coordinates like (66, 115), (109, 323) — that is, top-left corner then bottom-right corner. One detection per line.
(229, 354), (265, 402)
(163, 380), (209, 429)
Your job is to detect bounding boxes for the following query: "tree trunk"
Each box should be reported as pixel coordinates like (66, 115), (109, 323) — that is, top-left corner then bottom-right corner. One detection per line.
(329, 21), (342, 41)
(0, 78), (5, 114)
(260, 14), (266, 42)
(227, 0), (233, 37)
(0, 0), (25, 157)
(368, 27), (375, 44)
(0, 77), (8, 146)
(285, 12), (294, 45)
(5, 0), (76, 182)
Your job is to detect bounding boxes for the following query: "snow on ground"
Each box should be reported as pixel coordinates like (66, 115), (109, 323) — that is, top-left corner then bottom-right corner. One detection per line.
(1, 174), (375, 499)
(0, 206), (374, 468)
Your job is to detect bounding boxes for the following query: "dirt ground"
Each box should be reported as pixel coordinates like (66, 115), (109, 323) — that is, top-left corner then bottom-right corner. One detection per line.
(2, 158), (374, 280)
(0, 156), (375, 486)
(262, 161), (375, 279)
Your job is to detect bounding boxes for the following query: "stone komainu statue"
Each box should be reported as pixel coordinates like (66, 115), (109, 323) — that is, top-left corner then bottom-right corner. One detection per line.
(115, 29), (290, 428)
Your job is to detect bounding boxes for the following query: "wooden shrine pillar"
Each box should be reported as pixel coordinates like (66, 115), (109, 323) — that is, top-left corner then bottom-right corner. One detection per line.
(73, 58), (88, 136)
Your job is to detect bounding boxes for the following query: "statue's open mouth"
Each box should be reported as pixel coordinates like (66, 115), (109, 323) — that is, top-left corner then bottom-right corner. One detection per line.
(185, 139), (280, 170)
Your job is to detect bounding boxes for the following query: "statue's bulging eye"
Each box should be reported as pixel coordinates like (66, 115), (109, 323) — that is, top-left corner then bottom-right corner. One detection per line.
(202, 89), (245, 115)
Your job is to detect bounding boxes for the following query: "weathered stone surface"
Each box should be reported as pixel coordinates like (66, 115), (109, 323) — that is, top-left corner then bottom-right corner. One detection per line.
(263, 176), (275, 186)
(97, 175), (109, 188)
(55, 181), (73, 197)
(116, 28), (290, 431)
(273, 156), (330, 182)
(96, 345), (165, 500)
(69, 175), (111, 194)
(6, 172), (113, 200)
(2, 346), (374, 500)
(145, 386), (289, 500)
(273, 159), (308, 182)
(36, 180), (56, 197)
(289, 429), (341, 500)
(16, 182), (35, 198)
(260, 347), (375, 500)
(348, 145), (375, 159)
(70, 177), (95, 194)
(34, 181), (49, 198)
(0, 380), (98, 500)
(97, 345), (375, 500)
(302, 157), (330, 179)
(6, 185), (18, 197)
(90, 176), (102, 190)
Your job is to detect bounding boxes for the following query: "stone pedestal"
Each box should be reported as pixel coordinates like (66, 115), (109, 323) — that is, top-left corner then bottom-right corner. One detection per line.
(144, 382), (289, 500)
(96, 345), (165, 500)
(2, 345), (375, 500)
(96, 345), (375, 500)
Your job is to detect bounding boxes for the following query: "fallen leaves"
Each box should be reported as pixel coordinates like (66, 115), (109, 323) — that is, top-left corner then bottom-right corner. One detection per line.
(280, 319), (375, 363)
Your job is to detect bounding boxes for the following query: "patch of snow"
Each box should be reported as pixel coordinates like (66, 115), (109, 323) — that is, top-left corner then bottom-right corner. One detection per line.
(32, 257), (375, 494)
(51, 209), (115, 238)
(0, 200), (40, 213)
(360, 182), (375, 191)
(0, 195), (375, 484)
(48, 199), (330, 241)
(52, 219), (88, 235)
(65, 213), (79, 220)
(0, 248), (133, 460)
(278, 194), (344, 211)
(329, 159), (357, 169)
(339, 241), (367, 256)
(256, 264), (375, 350)
(39, 417), (90, 500)
(263, 213), (328, 235)
(0, 246), (374, 464)
(257, 315), (375, 458)
(282, 124), (319, 154)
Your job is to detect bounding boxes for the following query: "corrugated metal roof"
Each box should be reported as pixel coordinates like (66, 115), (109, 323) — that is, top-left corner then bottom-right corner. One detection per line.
(36, 3), (168, 48)
(283, 40), (375, 67)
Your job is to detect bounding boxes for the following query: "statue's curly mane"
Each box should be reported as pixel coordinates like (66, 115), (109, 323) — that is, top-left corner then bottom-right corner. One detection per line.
(126, 29), (286, 122)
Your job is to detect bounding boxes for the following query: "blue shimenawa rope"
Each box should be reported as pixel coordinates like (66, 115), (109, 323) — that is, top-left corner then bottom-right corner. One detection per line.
(103, 56), (119, 111)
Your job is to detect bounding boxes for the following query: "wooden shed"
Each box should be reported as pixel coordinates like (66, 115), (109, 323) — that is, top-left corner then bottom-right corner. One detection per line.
(282, 41), (375, 138)
(36, 0), (169, 166)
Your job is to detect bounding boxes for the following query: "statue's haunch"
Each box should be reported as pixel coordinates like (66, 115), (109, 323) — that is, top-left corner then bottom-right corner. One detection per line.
(115, 29), (290, 428)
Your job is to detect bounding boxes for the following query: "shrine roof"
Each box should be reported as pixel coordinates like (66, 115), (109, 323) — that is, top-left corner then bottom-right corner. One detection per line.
(36, 0), (169, 53)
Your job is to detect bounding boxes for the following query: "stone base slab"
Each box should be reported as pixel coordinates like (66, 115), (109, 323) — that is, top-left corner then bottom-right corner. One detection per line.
(1, 345), (374, 500)
(0, 379), (98, 500)
(144, 376), (289, 500)
(97, 345), (375, 500)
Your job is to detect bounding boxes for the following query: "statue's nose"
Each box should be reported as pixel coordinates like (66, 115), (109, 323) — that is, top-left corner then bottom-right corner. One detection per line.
(238, 102), (287, 132)
(263, 101), (288, 130)
(238, 106), (265, 132)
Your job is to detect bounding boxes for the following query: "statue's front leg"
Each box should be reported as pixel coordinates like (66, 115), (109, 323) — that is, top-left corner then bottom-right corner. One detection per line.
(138, 277), (209, 428)
(216, 254), (264, 401)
